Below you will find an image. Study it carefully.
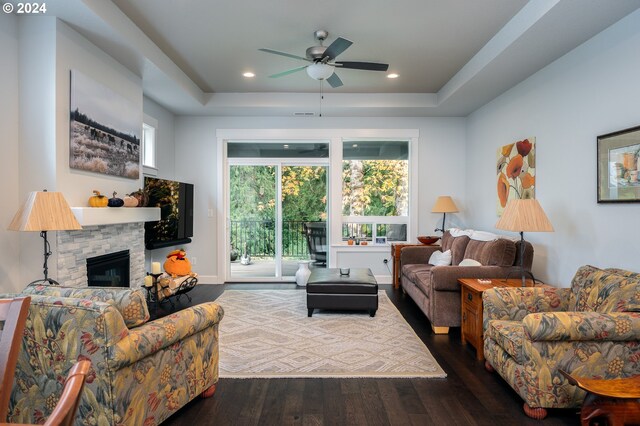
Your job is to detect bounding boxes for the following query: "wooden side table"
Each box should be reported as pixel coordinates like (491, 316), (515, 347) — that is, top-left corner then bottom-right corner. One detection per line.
(458, 278), (538, 361)
(560, 370), (640, 426)
(390, 243), (426, 289)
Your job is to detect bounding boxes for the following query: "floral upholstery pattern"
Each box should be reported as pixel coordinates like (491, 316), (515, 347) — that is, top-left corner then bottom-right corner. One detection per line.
(4, 288), (223, 426)
(483, 265), (640, 411)
(485, 320), (525, 364)
(22, 283), (150, 327)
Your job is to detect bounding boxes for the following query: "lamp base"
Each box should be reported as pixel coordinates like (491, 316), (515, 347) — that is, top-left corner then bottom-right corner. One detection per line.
(503, 269), (538, 287)
(28, 277), (60, 286)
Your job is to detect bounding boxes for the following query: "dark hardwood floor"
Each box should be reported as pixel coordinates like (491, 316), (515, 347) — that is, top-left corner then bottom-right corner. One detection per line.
(160, 284), (580, 426)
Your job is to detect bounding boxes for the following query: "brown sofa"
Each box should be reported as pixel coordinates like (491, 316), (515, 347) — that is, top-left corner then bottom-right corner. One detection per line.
(400, 230), (533, 333)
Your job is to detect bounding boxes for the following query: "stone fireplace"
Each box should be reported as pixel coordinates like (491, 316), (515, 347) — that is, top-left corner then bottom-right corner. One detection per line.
(86, 249), (130, 287)
(57, 223), (145, 287)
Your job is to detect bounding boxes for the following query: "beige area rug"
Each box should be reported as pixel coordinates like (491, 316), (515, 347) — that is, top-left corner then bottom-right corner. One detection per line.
(217, 290), (447, 378)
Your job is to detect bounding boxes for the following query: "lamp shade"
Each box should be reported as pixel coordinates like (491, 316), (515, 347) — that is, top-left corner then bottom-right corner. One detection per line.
(8, 191), (81, 232)
(431, 196), (459, 213)
(306, 63), (334, 80)
(495, 199), (553, 232)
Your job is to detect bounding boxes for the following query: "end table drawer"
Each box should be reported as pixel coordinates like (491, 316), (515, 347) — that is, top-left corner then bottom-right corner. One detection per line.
(462, 288), (481, 309)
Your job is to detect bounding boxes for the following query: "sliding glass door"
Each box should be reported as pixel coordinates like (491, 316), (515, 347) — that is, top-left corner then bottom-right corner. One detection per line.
(226, 142), (329, 281)
(228, 165), (277, 278)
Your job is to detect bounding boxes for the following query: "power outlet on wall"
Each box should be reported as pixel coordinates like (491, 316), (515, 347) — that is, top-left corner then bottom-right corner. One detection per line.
(191, 257), (197, 265)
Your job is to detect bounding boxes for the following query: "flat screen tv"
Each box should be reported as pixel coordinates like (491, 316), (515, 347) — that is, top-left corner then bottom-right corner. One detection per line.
(144, 177), (194, 250)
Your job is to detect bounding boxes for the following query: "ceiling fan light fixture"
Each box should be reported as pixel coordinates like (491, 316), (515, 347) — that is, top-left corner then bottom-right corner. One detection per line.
(306, 63), (334, 80)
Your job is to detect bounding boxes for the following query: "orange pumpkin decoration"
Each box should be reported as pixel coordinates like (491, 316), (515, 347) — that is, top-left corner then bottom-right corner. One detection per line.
(163, 249), (192, 277)
(88, 190), (108, 207)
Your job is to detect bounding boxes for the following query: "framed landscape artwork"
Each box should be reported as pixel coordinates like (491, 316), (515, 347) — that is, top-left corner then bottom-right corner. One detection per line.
(496, 137), (536, 215)
(69, 70), (141, 179)
(597, 125), (640, 203)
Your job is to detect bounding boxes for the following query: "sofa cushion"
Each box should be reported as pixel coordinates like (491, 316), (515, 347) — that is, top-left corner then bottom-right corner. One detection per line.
(595, 273), (640, 313)
(606, 268), (640, 279)
(568, 265), (640, 312)
(441, 231), (471, 266)
(463, 238), (516, 267)
(568, 265), (602, 311)
(402, 263), (432, 284)
(401, 264), (433, 298)
(22, 284), (150, 328)
(486, 320), (525, 364)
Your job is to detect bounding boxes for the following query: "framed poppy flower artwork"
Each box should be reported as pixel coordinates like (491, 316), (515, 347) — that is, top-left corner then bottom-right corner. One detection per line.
(597, 125), (640, 203)
(496, 138), (536, 215)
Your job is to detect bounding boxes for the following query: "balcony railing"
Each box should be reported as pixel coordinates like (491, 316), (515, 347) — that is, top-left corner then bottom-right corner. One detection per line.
(230, 220), (318, 258)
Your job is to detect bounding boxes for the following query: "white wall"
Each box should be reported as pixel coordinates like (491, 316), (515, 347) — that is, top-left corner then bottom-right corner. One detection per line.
(17, 17), (57, 286)
(143, 96), (176, 179)
(174, 116), (467, 282)
(13, 18), (145, 284)
(55, 20), (143, 207)
(142, 96), (178, 269)
(466, 10), (640, 286)
(0, 12), (21, 292)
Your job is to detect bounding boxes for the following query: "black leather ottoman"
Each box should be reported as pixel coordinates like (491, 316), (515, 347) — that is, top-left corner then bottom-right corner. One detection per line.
(306, 268), (378, 317)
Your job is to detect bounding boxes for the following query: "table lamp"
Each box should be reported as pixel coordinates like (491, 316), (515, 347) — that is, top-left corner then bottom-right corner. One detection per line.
(495, 198), (553, 287)
(432, 196), (459, 233)
(8, 190), (82, 285)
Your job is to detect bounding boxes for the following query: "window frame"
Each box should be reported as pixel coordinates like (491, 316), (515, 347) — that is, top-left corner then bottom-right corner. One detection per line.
(142, 114), (158, 175)
(215, 128), (419, 282)
(340, 138), (415, 243)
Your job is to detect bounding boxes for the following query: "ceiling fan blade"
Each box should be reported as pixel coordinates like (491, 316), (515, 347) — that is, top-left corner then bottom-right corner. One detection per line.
(326, 72), (343, 88)
(323, 37), (353, 60)
(335, 61), (389, 71)
(259, 48), (310, 62)
(268, 66), (308, 78)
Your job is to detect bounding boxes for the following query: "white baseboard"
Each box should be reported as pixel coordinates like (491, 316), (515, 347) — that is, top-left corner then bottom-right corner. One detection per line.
(196, 274), (391, 285)
(375, 275), (392, 285)
(197, 275), (222, 284)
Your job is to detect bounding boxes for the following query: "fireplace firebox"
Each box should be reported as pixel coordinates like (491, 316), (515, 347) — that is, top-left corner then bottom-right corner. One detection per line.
(86, 250), (130, 287)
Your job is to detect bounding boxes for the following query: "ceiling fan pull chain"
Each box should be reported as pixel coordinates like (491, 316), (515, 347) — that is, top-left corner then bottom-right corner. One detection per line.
(319, 81), (323, 117)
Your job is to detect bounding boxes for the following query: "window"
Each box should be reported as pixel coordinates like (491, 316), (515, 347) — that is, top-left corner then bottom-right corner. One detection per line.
(342, 141), (409, 242)
(142, 123), (156, 168)
(142, 113), (158, 173)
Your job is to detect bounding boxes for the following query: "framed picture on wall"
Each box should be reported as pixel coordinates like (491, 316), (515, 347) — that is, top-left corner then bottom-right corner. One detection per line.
(496, 138), (536, 216)
(69, 70), (141, 179)
(375, 236), (387, 245)
(597, 125), (640, 203)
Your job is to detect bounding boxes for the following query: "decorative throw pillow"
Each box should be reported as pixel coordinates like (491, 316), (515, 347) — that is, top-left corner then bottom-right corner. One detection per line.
(429, 249), (452, 266)
(459, 258), (482, 267)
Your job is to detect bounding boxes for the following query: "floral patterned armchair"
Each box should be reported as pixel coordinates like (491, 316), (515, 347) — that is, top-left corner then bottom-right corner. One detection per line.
(3, 284), (224, 425)
(483, 265), (640, 419)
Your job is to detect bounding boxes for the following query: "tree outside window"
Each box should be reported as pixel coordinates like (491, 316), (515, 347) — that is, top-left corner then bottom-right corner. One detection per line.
(342, 141), (409, 241)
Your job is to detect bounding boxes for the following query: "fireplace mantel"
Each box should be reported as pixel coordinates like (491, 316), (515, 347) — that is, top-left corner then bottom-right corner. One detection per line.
(71, 207), (160, 226)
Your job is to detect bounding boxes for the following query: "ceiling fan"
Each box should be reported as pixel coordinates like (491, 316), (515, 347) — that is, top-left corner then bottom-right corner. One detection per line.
(259, 30), (389, 88)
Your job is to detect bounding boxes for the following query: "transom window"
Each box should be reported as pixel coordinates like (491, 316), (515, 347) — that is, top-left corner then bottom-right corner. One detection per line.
(142, 116), (157, 171)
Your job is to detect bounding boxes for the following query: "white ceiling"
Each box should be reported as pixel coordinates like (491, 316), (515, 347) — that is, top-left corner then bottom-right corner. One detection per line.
(44, 0), (640, 116)
(111, 0), (527, 94)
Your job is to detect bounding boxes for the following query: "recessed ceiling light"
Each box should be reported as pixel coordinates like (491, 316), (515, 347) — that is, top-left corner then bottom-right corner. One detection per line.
(387, 73), (399, 79)
(243, 72), (255, 78)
